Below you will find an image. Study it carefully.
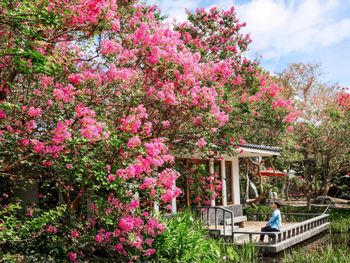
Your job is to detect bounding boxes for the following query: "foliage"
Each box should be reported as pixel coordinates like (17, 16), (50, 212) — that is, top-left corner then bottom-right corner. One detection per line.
(0, 203), (67, 260)
(0, 203), (66, 242)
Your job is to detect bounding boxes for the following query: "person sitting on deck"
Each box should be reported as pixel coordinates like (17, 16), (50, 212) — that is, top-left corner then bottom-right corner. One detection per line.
(259, 201), (282, 243)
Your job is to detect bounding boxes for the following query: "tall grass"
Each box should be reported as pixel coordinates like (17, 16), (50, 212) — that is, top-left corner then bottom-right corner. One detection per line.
(284, 244), (350, 263)
(330, 217), (350, 233)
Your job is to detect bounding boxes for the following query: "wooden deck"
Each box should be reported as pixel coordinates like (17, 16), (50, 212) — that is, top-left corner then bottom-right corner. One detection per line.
(199, 207), (330, 253)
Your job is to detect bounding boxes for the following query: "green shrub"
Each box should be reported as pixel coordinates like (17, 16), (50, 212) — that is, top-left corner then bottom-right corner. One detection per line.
(152, 212), (224, 262)
(152, 212), (259, 263)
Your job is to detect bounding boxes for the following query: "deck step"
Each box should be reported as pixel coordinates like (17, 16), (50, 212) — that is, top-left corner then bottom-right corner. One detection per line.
(224, 216), (247, 225)
(208, 225), (239, 236)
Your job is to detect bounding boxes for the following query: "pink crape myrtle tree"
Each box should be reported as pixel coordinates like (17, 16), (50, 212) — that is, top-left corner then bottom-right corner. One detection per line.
(0, 0), (297, 261)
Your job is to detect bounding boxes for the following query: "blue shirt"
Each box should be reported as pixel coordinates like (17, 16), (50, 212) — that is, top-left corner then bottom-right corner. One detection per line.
(268, 209), (281, 230)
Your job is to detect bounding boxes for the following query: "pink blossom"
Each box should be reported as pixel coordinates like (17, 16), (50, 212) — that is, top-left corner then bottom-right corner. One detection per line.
(158, 169), (179, 188)
(70, 229), (80, 238)
(142, 122), (153, 135)
(101, 39), (122, 55)
(284, 111), (301, 123)
(33, 89), (41, 96)
(53, 84), (76, 103)
(144, 140), (168, 157)
(95, 233), (104, 243)
(0, 110), (6, 119)
(156, 86), (178, 105)
(27, 107), (42, 118)
(111, 19), (120, 32)
(143, 249), (156, 257)
(25, 208), (33, 217)
(233, 75), (242, 85)
(46, 225), (57, 234)
(287, 126), (294, 132)
(161, 189), (180, 203)
(75, 104), (96, 118)
(197, 138), (207, 148)
(68, 252), (77, 262)
(129, 199), (139, 209)
(20, 139), (30, 146)
(114, 243), (124, 253)
(139, 177), (156, 190)
(162, 120), (170, 128)
(118, 217), (135, 232)
(53, 121), (71, 144)
(239, 138), (246, 145)
(66, 164), (73, 169)
(25, 120), (36, 134)
(127, 136), (142, 148)
(68, 73), (82, 85)
(43, 160), (53, 167)
(107, 174), (116, 182)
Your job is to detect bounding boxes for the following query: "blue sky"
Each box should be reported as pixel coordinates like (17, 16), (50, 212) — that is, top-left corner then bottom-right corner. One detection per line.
(147, 0), (350, 87)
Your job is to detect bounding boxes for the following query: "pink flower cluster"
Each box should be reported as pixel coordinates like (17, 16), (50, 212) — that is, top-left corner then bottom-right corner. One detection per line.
(101, 39), (122, 55)
(337, 92), (350, 110)
(74, 103), (107, 142)
(127, 136), (142, 148)
(120, 105), (148, 134)
(46, 225), (58, 234)
(197, 138), (207, 148)
(52, 120), (73, 144)
(53, 84), (76, 103)
(0, 109), (6, 119)
(27, 107), (42, 118)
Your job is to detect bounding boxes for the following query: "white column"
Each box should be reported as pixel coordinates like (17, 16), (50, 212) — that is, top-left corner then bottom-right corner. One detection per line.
(154, 201), (159, 213)
(171, 181), (177, 214)
(232, 157), (241, 204)
(209, 159), (216, 207)
(220, 159), (227, 206)
(134, 192), (139, 201)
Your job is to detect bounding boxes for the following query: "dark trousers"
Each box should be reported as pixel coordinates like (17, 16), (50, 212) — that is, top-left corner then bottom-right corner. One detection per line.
(259, 226), (279, 242)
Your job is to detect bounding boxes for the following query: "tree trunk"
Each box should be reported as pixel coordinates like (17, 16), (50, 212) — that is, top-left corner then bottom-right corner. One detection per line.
(258, 157), (263, 194)
(323, 181), (330, 196)
(306, 181), (312, 211)
(284, 176), (290, 201)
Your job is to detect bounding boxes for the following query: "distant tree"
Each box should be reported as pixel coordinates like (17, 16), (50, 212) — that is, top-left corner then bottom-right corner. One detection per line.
(278, 63), (350, 208)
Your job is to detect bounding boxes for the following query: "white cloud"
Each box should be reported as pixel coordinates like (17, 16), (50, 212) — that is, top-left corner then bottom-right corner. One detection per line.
(147, 0), (200, 22)
(234, 0), (350, 57)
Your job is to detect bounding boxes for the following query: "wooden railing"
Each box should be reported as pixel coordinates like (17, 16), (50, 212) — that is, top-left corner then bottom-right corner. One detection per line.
(231, 213), (329, 245)
(195, 206), (234, 235)
(246, 212), (321, 222)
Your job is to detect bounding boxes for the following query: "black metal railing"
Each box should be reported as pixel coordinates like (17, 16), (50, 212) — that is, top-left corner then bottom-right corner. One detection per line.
(195, 206), (234, 235)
